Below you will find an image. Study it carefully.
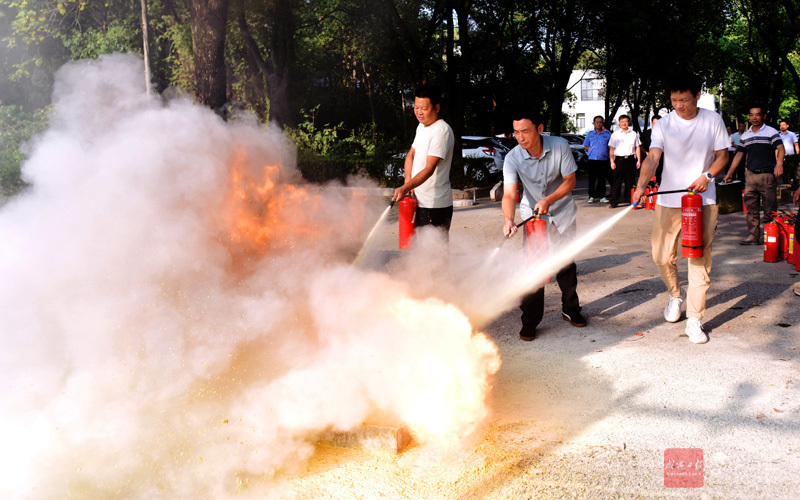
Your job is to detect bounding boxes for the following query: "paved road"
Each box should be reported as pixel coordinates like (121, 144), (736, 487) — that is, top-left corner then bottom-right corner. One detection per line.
(324, 175), (800, 499)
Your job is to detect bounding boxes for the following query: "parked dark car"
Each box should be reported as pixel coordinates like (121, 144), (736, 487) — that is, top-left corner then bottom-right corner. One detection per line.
(560, 133), (589, 170)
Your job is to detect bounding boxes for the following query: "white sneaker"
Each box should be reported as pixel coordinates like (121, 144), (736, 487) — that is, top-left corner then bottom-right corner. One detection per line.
(587, 197), (596, 203)
(664, 293), (683, 323)
(685, 317), (708, 344)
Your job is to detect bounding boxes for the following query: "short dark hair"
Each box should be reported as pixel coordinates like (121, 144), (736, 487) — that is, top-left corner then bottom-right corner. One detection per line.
(593, 115), (604, 122)
(749, 106), (766, 115)
(618, 115), (630, 123)
(414, 85), (441, 107)
(779, 119), (789, 125)
(510, 106), (544, 127)
(652, 114), (661, 121)
(667, 73), (703, 96)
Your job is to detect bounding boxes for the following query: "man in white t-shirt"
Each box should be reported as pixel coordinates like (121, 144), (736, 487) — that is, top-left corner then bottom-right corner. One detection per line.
(633, 74), (729, 344)
(392, 85), (454, 232)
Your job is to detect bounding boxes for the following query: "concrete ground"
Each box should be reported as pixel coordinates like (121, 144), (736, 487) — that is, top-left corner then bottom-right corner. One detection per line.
(286, 176), (800, 500)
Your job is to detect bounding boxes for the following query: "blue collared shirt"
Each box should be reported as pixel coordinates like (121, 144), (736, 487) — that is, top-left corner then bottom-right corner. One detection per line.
(583, 129), (612, 160)
(503, 135), (578, 234)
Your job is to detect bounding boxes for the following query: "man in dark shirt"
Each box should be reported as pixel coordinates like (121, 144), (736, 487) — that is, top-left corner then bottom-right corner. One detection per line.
(723, 106), (785, 245)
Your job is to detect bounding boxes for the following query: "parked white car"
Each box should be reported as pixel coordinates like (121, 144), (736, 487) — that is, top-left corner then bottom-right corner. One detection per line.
(461, 136), (510, 174)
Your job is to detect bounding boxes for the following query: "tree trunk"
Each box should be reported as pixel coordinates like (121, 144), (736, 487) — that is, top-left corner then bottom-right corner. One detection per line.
(263, 0), (295, 126)
(190, 0), (230, 111)
(140, 0), (152, 94)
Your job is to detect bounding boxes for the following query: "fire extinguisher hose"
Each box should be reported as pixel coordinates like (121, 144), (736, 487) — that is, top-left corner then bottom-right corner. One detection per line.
(632, 188), (690, 208)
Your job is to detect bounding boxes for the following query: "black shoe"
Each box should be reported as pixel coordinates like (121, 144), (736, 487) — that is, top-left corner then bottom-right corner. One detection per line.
(519, 327), (537, 341)
(562, 310), (587, 327)
(609, 203), (619, 209)
(738, 238), (759, 246)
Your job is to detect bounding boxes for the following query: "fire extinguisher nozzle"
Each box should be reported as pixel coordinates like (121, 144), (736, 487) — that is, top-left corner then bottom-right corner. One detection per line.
(389, 199), (396, 209)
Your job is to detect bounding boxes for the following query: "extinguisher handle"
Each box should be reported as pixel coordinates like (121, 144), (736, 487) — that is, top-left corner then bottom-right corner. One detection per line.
(645, 189), (689, 197)
(516, 214), (536, 228)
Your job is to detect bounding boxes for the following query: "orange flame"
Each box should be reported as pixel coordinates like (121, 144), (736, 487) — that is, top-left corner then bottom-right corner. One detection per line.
(224, 148), (317, 255)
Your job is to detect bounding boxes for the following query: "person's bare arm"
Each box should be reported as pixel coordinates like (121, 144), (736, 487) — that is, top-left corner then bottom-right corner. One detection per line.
(775, 144), (785, 177)
(533, 173), (576, 215)
(393, 153), (441, 202)
(723, 151), (745, 182)
(502, 183), (518, 237)
(688, 149), (728, 193)
(609, 146), (616, 170)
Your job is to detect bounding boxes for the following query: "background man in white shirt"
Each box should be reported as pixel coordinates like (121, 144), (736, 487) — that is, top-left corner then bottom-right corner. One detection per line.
(779, 120), (799, 156)
(608, 115), (641, 208)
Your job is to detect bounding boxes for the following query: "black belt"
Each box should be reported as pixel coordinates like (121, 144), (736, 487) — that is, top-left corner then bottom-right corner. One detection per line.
(749, 168), (774, 174)
(615, 155), (634, 159)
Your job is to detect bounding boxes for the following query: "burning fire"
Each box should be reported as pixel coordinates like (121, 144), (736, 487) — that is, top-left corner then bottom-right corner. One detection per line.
(225, 147), (315, 254)
(222, 146), (371, 260)
(0, 55), (506, 498)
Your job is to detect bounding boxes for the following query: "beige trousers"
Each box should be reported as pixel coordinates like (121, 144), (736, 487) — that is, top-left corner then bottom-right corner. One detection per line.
(651, 204), (718, 320)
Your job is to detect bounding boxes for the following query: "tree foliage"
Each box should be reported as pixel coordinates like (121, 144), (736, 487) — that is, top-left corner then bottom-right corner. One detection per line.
(0, 0), (798, 188)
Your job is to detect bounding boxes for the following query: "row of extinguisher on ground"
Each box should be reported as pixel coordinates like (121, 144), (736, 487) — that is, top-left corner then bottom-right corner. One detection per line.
(765, 211), (798, 270)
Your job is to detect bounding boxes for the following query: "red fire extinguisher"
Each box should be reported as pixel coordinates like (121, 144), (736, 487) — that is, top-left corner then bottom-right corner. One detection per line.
(645, 187), (656, 210)
(775, 213), (790, 260)
(398, 196), (417, 250)
(524, 214), (548, 258)
(525, 213), (551, 281)
(763, 221), (780, 262)
(788, 223), (795, 265)
(681, 191), (704, 258)
(796, 224), (800, 271)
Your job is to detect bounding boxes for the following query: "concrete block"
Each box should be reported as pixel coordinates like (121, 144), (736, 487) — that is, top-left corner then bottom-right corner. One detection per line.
(319, 424), (417, 454)
(490, 181), (503, 201)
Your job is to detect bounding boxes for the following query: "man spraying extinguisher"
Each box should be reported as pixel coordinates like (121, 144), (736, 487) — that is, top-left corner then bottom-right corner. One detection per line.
(502, 107), (586, 341)
(392, 85), (455, 238)
(633, 73), (730, 344)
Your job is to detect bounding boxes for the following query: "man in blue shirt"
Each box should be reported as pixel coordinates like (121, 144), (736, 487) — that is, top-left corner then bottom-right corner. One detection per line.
(583, 116), (612, 203)
(502, 108), (586, 341)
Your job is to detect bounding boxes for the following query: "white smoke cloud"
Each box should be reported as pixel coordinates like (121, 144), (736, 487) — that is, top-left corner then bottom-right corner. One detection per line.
(0, 54), (500, 499)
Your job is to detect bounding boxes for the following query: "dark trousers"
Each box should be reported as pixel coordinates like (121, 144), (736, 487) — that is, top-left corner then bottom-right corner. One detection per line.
(587, 159), (611, 199)
(610, 155), (636, 206)
(519, 222), (580, 329)
(743, 170), (777, 240)
(416, 205), (453, 233)
(520, 262), (580, 329)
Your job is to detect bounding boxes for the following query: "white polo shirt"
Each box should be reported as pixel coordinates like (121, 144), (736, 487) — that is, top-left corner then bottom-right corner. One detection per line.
(608, 128), (641, 157)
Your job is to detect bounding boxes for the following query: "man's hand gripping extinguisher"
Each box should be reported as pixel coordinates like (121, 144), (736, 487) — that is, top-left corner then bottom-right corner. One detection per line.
(681, 190), (704, 258)
(398, 194), (417, 250)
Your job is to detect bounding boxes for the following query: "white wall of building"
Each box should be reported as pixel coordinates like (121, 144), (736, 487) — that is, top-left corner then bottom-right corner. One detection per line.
(562, 70), (719, 134)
